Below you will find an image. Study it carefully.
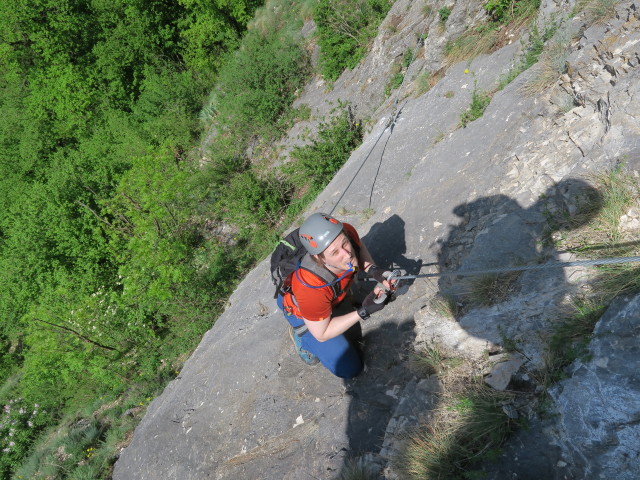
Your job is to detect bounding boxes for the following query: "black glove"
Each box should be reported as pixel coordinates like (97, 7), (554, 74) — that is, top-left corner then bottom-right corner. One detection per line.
(357, 290), (386, 320)
(366, 265), (388, 283)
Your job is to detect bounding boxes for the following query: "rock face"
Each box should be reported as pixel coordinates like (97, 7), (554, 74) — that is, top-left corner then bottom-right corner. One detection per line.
(550, 294), (640, 479)
(113, 0), (640, 479)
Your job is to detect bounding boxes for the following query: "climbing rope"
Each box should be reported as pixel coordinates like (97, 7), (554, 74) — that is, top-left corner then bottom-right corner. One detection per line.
(362, 255), (640, 281)
(329, 13), (434, 215)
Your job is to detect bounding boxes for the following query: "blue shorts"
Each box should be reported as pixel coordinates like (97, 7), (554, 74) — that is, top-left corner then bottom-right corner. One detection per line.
(277, 295), (363, 379)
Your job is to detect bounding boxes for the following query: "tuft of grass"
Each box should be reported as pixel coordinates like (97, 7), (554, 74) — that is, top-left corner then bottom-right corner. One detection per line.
(551, 165), (639, 250)
(592, 167), (638, 242)
(464, 271), (521, 306)
(497, 21), (558, 91)
(397, 379), (516, 479)
(338, 458), (378, 480)
(540, 298), (606, 386)
(360, 207), (375, 221)
(460, 87), (492, 127)
(410, 345), (463, 376)
(574, 0), (620, 24)
(444, 0), (540, 65)
(523, 27), (571, 95)
(539, 164), (640, 387)
(429, 293), (460, 318)
(415, 71), (432, 96)
(444, 25), (501, 65)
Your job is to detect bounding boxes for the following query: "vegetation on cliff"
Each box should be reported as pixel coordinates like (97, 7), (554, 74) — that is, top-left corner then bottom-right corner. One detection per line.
(0, 0), (380, 477)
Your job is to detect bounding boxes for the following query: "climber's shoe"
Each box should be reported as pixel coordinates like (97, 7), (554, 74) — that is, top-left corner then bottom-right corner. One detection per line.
(288, 325), (319, 365)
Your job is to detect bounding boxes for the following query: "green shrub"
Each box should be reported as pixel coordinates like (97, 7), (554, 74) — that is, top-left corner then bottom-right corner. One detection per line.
(438, 7), (452, 23)
(0, 397), (51, 478)
(403, 47), (415, 68)
(315, 0), (393, 81)
(223, 171), (292, 227)
(287, 109), (363, 191)
(415, 71), (432, 96)
(216, 29), (310, 139)
(485, 0), (541, 22)
(460, 84), (492, 127)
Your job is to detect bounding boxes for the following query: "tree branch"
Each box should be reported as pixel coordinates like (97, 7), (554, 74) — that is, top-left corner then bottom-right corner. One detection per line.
(33, 318), (121, 353)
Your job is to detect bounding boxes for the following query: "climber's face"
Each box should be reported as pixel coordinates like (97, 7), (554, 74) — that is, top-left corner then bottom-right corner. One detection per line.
(317, 233), (354, 272)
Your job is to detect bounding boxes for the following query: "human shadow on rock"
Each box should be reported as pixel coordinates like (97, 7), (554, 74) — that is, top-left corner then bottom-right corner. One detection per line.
(432, 178), (603, 480)
(337, 215), (420, 474)
(356, 214), (423, 297)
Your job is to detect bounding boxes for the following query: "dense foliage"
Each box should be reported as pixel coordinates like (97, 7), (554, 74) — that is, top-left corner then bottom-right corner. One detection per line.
(314, 0), (393, 81)
(0, 0), (366, 477)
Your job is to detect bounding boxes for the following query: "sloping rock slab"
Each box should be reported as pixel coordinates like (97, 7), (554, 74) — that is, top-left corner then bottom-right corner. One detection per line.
(549, 293), (640, 479)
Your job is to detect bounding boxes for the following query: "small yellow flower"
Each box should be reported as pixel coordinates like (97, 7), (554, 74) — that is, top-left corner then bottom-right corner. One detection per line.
(464, 69), (469, 74)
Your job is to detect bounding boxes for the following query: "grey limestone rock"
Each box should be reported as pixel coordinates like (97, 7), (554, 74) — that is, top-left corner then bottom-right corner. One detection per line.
(549, 294), (640, 479)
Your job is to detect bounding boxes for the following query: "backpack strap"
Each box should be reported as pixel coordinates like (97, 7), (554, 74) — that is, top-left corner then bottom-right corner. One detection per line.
(296, 254), (350, 301)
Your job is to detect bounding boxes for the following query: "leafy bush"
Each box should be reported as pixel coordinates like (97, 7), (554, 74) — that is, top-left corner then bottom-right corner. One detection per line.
(287, 109), (363, 191)
(216, 29), (310, 139)
(223, 171), (292, 228)
(438, 7), (452, 23)
(315, 0), (393, 81)
(484, 0), (513, 22)
(0, 397), (50, 478)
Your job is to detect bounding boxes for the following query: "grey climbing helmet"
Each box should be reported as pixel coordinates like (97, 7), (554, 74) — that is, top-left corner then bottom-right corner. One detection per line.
(298, 213), (344, 255)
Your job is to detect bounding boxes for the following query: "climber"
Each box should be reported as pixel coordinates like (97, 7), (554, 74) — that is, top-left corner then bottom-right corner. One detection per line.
(276, 212), (394, 378)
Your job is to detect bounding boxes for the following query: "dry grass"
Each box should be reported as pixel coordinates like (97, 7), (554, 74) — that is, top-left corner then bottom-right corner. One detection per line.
(554, 166), (640, 250)
(540, 165), (640, 384)
(464, 271), (522, 307)
(443, 4), (537, 66)
(397, 377), (516, 479)
(523, 28), (572, 95)
(409, 344), (463, 377)
(428, 293), (461, 318)
(575, 0), (620, 24)
(444, 27), (503, 65)
(337, 458), (378, 480)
